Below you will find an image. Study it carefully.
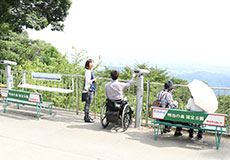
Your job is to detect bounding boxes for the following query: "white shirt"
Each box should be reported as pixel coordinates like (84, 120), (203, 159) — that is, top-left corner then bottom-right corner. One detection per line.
(186, 98), (205, 112)
(84, 59), (101, 91)
(84, 69), (93, 91)
(105, 77), (135, 100)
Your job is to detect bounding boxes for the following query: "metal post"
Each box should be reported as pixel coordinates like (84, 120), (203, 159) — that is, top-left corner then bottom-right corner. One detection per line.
(22, 72), (26, 85)
(6, 65), (13, 89)
(145, 81), (150, 126)
(135, 75), (144, 128)
(76, 74), (79, 115)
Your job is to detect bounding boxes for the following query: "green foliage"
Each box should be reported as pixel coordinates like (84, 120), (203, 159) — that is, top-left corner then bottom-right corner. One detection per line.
(71, 47), (88, 65)
(171, 77), (188, 85)
(0, 23), (10, 35)
(113, 63), (171, 83)
(70, 47), (89, 75)
(0, 31), (49, 69)
(0, 31), (87, 74)
(95, 66), (113, 78)
(40, 46), (61, 65)
(216, 95), (230, 115)
(0, 0), (72, 33)
(135, 63), (170, 83)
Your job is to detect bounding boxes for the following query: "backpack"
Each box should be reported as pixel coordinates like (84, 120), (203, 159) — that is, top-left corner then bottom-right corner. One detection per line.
(152, 99), (161, 107)
(152, 92), (168, 107)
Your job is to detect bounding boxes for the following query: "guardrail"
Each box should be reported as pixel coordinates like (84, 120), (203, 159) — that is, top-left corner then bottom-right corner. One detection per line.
(0, 70), (229, 133)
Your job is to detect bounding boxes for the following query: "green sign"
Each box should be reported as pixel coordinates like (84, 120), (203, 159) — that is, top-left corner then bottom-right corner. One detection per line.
(164, 109), (207, 124)
(2, 89), (41, 103)
(8, 90), (30, 101)
(151, 107), (226, 127)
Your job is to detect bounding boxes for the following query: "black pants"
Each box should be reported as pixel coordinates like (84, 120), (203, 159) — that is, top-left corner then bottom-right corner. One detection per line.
(162, 120), (189, 132)
(84, 92), (94, 114)
(164, 125), (182, 132)
(189, 128), (203, 137)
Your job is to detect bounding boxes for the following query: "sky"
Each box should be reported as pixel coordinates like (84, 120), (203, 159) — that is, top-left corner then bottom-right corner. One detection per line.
(27, 0), (230, 68)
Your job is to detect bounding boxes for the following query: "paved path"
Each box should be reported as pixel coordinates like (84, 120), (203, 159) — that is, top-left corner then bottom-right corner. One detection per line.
(0, 104), (230, 160)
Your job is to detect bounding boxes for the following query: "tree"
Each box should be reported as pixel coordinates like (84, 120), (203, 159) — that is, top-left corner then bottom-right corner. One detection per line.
(70, 47), (89, 75)
(0, 31), (50, 69)
(128, 63), (171, 83)
(0, 0), (72, 33)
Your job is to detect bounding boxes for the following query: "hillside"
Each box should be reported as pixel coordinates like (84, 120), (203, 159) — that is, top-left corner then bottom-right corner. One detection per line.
(173, 71), (230, 88)
(106, 64), (230, 88)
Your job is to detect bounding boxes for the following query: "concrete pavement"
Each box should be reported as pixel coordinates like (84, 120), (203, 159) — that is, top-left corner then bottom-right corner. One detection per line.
(0, 104), (230, 160)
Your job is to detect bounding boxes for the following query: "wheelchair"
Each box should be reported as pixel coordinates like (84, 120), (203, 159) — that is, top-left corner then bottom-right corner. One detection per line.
(100, 99), (133, 131)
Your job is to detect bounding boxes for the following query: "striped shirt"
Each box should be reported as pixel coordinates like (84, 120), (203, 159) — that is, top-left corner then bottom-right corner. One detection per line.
(157, 89), (178, 109)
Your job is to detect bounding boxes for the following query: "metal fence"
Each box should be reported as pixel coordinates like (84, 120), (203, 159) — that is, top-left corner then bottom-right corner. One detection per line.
(0, 70), (229, 133)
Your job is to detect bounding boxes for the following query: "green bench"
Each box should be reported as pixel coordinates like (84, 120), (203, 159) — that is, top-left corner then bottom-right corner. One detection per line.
(1, 89), (53, 120)
(151, 106), (227, 150)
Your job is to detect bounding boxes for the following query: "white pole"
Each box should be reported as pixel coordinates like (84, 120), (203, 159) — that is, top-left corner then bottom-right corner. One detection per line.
(22, 72), (26, 85)
(6, 65), (12, 89)
(135, 75), (144, 128)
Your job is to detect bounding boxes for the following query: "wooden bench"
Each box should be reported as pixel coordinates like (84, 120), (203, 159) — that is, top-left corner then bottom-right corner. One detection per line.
(1, 89), (53, 120)
(151, 106), (227, 150)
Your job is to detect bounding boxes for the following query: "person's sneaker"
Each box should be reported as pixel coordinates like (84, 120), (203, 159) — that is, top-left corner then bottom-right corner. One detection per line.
(85, 118), (94, 123)
(88, 116), (93, 120)
(163, 128), (171, 133)
(189, 133), (194, 138)
(84, 116), (94, 123)
(196, 135), (202, 140)
(189, 135), (194, 139)
(174, 131), (183, 137)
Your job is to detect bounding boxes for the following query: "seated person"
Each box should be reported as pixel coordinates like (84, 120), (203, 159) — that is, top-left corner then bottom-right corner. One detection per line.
(157, 80), (182, 136)
(105, 70), (136, 111)
(187, 97), (205, 139)
(157, 80), (178, 108)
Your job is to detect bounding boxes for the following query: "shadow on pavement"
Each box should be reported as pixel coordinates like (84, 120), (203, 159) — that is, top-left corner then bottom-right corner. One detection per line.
(0, 104), (54, 120)
(1, 103), (230, 152)
(124, 128), (230, 151)
(0, 103), (76, 122)
(66, 119), (126, 133)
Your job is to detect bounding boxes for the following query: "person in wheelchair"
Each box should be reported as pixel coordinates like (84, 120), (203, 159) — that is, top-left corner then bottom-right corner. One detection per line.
(105, 69), (136, 112)
(105, 70), (136, 102)
(101, 70), (136, 129)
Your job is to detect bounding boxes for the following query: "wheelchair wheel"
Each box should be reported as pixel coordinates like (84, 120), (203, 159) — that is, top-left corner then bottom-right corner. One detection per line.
(100, 103), (109, 128)
(121, 104), (133, 131)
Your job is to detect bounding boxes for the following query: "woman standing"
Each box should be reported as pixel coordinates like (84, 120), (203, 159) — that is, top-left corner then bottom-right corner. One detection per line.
(84, 59), (96, 123)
